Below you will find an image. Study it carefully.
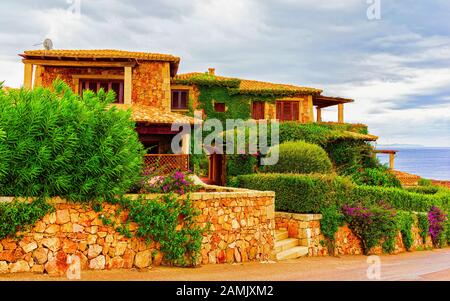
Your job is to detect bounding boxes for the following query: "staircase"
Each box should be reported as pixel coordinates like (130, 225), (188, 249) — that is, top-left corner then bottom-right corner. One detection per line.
(275, 229), (309, 260)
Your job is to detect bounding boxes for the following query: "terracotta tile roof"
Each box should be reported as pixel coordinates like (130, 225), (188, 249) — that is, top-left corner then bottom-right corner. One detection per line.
(174, 72), (322, 94)
(391, 170), (421, 187)
(22, 49), (180, 63)
(111, 104), (197, 125)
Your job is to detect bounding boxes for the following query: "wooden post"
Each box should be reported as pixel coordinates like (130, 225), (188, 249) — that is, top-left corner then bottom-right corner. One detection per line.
(316, 107), (322, 122)
(389, 153), (395, 170)
(23, 63), (33, 89)
(124, 66), (132, 104)
(307, 95), (314, 122)
(338, 104), (344, 123)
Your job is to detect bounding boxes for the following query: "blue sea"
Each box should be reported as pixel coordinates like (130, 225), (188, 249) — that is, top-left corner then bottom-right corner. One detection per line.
(376, 147), (450, 181)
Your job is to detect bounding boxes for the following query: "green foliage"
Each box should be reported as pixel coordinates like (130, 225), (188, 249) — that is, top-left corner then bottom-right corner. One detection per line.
(173, 73), (240, 88)
(264, 141), (332, 174)
(0, 198), (53, 239)
(417, 213), (430, 243)
(0, 80), (144, 201)
(227, 154), (258, 179)
(119, 194), (205, 266)
(351, 167), (401, 188)
(397, 211), (415, 251)
(418, 178), (433, 186)
(342, 204), (398, 254)
(236, 173), (449, 214)
(405, 185), (440, 195)
(320, 205), (344, 255)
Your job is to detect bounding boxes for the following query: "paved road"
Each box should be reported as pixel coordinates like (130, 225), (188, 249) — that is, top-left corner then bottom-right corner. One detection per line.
(2, 248), (450, 281)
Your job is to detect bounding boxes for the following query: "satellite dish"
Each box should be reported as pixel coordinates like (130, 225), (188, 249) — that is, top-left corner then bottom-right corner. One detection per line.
(43, 39), (53, 50)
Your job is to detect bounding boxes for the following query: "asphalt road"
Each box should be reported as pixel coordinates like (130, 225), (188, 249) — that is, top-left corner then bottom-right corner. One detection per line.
(1, 248), (450, 281)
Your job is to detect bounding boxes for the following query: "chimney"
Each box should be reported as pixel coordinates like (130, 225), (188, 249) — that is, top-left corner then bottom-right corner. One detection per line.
(208, 68), (215, 76)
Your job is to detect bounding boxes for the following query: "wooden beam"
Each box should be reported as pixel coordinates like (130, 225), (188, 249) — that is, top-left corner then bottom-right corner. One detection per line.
(389, 153), (395, 170)
(316, 107), (322, 122)
(338, 103), (344, 123)
(72, 74), (124, 80)
(22, 59), (136, 68)
(23, 63), (33, 89)
(124, 66), (132, 104)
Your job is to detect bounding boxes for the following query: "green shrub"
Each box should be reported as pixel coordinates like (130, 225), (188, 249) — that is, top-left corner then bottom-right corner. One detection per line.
(265, 141), (332, 174)
(417, 213), (430, 243)
(352, 167), (401, 188)
(406, 186), (440, 195)
(0, 80), (144, 201)
(320, 205), (344, 254)
(418, 178), (433, 186)
(0, 198), (53, 239)
(236, 173), (449, 214)
(397, 211), (415, 251)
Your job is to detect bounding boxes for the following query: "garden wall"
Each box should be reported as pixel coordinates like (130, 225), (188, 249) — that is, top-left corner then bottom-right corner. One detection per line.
(275, 212), (433, 257)
(0, 190), (275, 275)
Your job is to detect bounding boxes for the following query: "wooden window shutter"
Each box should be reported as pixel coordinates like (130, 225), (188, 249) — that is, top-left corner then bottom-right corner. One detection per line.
(276, 101), (282, 120)
(293, 102), (299, 121)
(252, 101), (265, 120)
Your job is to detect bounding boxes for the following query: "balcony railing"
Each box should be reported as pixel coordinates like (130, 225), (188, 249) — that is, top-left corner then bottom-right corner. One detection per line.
(143, 154), (189, 175)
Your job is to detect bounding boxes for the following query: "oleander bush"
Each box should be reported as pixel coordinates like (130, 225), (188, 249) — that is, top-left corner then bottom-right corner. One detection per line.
(264, 141), (332, 174)
(0, 80), (144, 201)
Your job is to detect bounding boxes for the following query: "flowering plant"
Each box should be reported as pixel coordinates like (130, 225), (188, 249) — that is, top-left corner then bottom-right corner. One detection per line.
(342, 203), (397, 254)
(428, 206), (448, 247)
(141, 170), (199, 195)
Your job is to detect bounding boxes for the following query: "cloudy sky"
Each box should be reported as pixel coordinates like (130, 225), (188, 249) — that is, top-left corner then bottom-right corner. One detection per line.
(1, 0), (449, 146)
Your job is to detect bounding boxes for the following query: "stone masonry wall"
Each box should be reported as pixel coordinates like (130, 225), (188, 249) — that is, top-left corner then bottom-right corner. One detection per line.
(0, 190), (275, 275)
(275, 212), (433, 257)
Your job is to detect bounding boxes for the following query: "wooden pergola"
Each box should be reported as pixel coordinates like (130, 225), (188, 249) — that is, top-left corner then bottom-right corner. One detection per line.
(313, 95), (354, 123)
(374, 149), (397, 170)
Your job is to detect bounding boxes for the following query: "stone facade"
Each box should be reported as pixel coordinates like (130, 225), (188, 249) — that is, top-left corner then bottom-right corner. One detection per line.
(0, 190), (275, 275)
(275, 212), (434, 257)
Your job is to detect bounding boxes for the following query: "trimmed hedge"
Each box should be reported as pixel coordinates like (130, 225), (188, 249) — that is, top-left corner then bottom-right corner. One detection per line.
(235, 173), (450, 213)
(265, 141), (332, 174)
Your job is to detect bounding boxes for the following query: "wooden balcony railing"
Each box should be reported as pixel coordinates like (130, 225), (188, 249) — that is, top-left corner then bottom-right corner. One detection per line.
(143, 154), (189, 175)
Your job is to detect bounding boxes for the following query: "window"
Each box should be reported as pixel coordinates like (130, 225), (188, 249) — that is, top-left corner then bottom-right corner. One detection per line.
(214, 102), (226, 112)
(252, 101), (265, 120)
(79, 79), (124, 103)
(276, 101), (299, 121)
(171, 90), (188, 110)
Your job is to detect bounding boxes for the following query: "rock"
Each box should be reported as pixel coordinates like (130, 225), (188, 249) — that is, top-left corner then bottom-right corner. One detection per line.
(0, 250), (15, 262)
(89, 255), (105, 270)
(88, 244), (103, 259)
(153, 251), (163, 266)
(31, 264), (45, 274)
(62, 240), (78, 254)
(231, 219), (240, 230)
(87, 234), (97, 245)
(108, 257), (124, 269)
(60, 223), (73, 233)
(45, 224), (60, 234)
(56, 209), (70, 224)
(34, 221), (47, 233)
(33, 248), (48, 265)
(72, 224), (84, 233)
(42, 238), (60, 252)
(97, 231), (107, 238)
(122, 249), (135, 269)
(134, 250), (152, 269)
(0, 261), (8, 273)
(234, 248), (241, 262)
(114, 242), (127, 256)
(44, 251), (68, 276)
(9, 260), (30, 273)
(105, 234), (114, 244)
(70, 213), (79, 223)
(2, 240), (17, 250)
(78, 241), (88, 252)
(22, 242), (38, 254)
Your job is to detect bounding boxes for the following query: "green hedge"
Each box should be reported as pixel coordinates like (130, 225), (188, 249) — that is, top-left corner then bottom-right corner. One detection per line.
(264, 141), (332, 174)
(235, 173), (450, 213)
(0, 80), (144, 201)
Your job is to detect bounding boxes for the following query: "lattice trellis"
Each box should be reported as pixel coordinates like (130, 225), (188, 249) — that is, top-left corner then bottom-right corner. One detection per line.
(143, 154), (189, 175)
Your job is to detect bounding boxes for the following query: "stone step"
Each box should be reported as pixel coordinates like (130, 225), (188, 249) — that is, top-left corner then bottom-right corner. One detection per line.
(275, 230), (288, 241)
(276, 246), (309, 261)
(274, 238), (299, 253)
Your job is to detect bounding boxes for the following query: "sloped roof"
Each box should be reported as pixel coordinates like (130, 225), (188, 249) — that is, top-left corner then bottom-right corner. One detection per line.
(314, 95), (354, 108)
(20, 49), (180, 75)
(111, 104), (197, 125)
(174, 72), (322, 95)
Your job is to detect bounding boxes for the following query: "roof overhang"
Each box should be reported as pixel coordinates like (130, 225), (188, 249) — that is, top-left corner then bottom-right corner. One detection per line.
(314, 95), (354, 108)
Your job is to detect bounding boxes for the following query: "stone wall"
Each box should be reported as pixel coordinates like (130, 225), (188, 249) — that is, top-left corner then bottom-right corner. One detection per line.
(0, 190), (275, 275)
(275, 212), (433, 257)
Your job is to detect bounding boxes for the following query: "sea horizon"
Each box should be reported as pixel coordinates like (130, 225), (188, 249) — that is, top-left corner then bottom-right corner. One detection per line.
(376, 146), (450, 181)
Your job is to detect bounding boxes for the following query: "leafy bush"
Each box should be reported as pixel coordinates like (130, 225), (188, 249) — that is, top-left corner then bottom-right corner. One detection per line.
(417, 213), (430, 243)
(397, 211), (415, 251)
(264, 141), (332, 174)
(342, 204), (398, 254)
(418, 178), (433, 186)
(406, 186), (440, 195)
(352, 167), (401, 188)
(235, 173), (449, 213)
(120, 194), (204, 266)
(320, 205), (344, 254)
(0, 81), (144, 201)
(0, 198), (53, 239)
